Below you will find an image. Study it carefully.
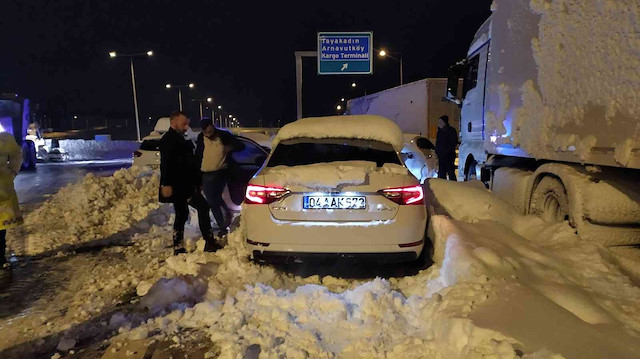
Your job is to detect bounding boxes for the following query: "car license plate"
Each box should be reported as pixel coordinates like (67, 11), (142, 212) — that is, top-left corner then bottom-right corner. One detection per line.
(303, 196), (366, 210)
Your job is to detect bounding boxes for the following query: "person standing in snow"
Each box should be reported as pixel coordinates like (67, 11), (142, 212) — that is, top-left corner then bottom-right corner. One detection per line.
(0, 132), (23, 268)
(435, 115), (459, 181)
(195, 118), (244, 237)
(159, 111), (221, 254)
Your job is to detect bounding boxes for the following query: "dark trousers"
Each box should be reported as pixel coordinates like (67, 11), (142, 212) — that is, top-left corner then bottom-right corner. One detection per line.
(0, 230), (6, 261)
(438, 155), (457, 181)
(202, 170), (229, 229)
(173, 191), (212, 237)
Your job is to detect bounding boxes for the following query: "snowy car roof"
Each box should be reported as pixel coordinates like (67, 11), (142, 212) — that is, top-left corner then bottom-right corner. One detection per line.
(272, 115), (404, 151)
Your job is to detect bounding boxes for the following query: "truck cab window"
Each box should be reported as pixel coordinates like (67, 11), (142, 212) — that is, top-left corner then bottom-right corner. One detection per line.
(462, 55), (480, 98)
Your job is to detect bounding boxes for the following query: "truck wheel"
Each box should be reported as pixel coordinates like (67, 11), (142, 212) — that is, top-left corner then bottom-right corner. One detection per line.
(530, 176), (569, 223)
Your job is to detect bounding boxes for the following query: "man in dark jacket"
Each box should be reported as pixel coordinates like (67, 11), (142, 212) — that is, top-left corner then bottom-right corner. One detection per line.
(435, 115), (458, 181)
(160, 111), (221, 254)
(195, 118), (245, 237)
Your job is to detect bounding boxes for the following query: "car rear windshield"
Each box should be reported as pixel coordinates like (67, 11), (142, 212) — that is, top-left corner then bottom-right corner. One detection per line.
(139, 139), (161, 151)
(267, 138), (400, 167)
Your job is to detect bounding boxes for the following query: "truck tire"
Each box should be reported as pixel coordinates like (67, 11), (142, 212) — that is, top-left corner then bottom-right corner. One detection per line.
(530, 176), (570, 223)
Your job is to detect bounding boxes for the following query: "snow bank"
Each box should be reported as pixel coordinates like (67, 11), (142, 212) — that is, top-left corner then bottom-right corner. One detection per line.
(424, 180), (640, 358)
(8, 167), (170, 255)
(50, 139), (138, 160)
(126, 221), (557, 359)
(264, 161), (407, 190)
(273, 115), (405, 151)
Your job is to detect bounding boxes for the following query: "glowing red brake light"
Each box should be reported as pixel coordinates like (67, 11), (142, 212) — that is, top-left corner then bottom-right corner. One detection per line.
(378, 185), (424, 205)
(245, 185), (289, 204)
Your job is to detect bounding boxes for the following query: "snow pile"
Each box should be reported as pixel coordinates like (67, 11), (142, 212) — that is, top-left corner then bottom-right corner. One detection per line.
(264, 161), (408, 189)
(51, 139), (138, 160)
(8, 166), (170, 255)
(424, 179), (640, 358)
(121, 222), (556, 359)
(273, 115), (405, 151)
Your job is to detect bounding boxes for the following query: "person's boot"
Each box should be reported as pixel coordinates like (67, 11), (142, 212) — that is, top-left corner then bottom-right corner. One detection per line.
(203, 233), (222, 253)
(173, 231), (187, 255)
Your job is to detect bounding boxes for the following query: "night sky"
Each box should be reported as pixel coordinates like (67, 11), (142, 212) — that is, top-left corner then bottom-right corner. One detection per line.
(1, 0), (491, 128)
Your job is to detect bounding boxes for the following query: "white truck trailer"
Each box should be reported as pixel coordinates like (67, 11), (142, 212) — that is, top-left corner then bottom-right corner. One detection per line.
(346, 78), (461, 141)
(446, 0), (640, 247)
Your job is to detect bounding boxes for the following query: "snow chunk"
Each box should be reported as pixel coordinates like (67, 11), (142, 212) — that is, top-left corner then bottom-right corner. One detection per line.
(614, 138), (635, 166)
(273, 115), (405, 151)
(140, 276), (207, 312)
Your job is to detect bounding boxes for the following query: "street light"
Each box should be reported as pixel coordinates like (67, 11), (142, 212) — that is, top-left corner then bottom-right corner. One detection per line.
(193, 97), (214, 119)
(351, 82), (357, 88)
(108, 49), (153, 142)
(165, 83), (195, 111)
(378, 48), (404, 85)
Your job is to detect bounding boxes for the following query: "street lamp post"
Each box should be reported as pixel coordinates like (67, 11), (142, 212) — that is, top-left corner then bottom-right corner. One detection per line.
(378, 49), (404, 85)
(165, 83), (194, 111)
(108, 50), (153, 142)
(192, 97), (213, 119)
(215, 105), (222, 127)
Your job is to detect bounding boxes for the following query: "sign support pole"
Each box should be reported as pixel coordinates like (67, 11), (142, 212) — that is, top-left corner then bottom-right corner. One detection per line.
(295, 51), (317, 121)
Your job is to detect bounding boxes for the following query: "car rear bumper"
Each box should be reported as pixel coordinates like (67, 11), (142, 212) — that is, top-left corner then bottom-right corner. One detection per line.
(243, 204), (427, 261)
(251, 249), (419, 263)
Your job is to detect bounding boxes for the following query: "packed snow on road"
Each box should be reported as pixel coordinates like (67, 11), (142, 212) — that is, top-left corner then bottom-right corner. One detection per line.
(1, 167), (639, 359)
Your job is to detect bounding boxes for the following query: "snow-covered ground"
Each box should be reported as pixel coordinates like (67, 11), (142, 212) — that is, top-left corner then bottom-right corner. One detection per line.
(1, 169), (639, 358)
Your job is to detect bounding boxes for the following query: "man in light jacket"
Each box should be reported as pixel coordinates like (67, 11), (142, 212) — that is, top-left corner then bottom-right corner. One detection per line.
(195, 118), (244, 237)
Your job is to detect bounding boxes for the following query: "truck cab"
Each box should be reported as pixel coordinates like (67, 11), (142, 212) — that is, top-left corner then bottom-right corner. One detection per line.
(455, 17), (491, 181)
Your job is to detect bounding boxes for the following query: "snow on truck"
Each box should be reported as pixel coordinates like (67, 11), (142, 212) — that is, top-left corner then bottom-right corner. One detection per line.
(445, 0), (640, 247)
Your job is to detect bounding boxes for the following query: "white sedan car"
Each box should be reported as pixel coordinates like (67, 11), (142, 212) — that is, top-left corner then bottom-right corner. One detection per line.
(243, 115), (428, 264)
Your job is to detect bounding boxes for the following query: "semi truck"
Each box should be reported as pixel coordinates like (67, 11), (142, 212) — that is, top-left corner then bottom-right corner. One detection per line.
(346, 78), (461, 141)
(445, 0), (640, 249)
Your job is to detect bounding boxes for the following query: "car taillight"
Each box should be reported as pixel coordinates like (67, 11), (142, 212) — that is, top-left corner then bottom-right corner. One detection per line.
(133, 150), (143, 158)
(245, 185), (289, 204)
(378, 185), (424, 205)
